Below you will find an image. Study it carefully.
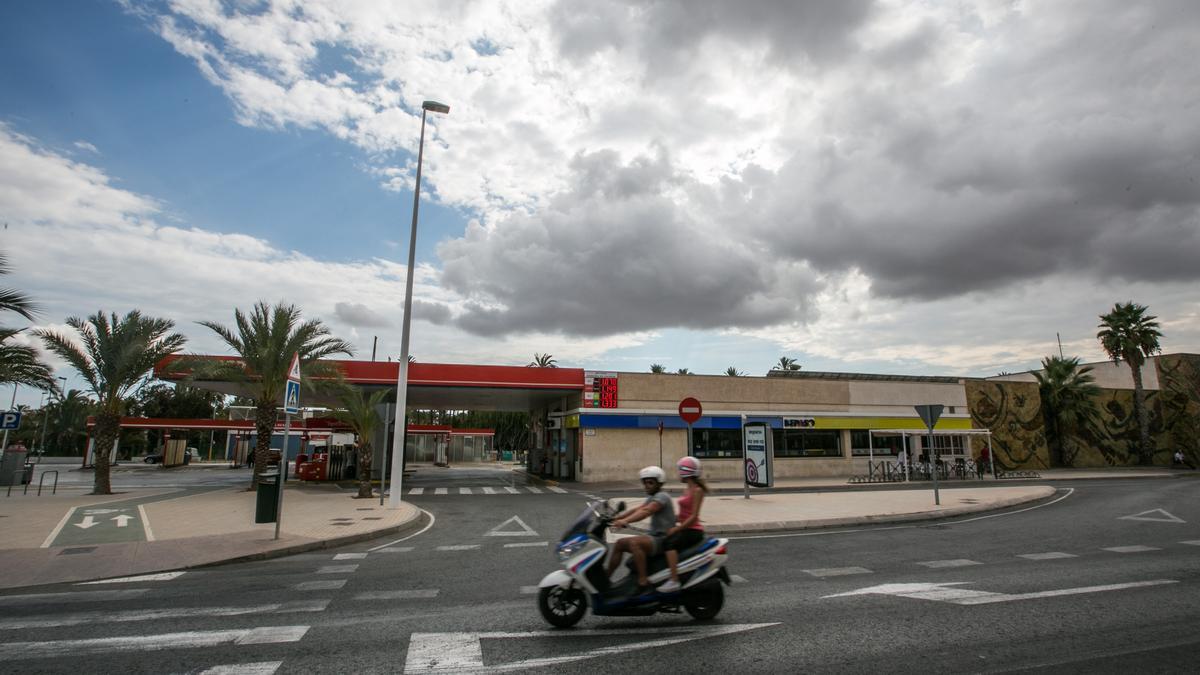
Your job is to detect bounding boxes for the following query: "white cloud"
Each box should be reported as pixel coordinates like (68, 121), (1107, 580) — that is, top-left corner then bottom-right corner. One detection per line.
(73, 140), (99, 154)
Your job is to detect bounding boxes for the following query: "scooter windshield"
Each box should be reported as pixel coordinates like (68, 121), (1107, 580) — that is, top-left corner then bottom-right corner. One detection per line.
(560, 504), (596, 541)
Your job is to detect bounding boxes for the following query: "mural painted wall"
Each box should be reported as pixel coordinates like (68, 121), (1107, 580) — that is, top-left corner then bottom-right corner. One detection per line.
(966, 380), (1050, 470)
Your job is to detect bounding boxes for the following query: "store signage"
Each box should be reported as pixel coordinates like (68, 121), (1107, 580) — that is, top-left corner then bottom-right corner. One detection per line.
(584, 371), (619, 408)
(742, 421), (774, 488)
(782, 417), (816, 428)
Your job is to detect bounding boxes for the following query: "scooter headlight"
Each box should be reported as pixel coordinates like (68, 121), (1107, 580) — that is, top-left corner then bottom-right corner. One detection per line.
(556, 537), (587, 561)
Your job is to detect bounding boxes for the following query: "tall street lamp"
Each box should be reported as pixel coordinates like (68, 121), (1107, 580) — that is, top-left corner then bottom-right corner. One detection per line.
(390, 99), (449, 509)
(37, 376), (67, 461)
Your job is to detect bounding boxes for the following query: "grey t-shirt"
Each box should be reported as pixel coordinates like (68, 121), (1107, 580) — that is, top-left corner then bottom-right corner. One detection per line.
(644, 491), (676, 537)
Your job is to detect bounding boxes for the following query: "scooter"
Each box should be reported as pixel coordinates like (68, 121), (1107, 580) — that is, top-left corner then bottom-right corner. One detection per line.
(536, 500), (731, 628)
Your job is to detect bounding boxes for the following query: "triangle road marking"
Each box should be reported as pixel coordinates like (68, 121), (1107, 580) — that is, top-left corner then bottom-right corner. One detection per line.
(1118, 508), (1186, 524)
(484, 515), (538, 537)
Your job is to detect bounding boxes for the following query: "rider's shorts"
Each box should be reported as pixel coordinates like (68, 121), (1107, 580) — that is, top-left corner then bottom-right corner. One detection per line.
(663, 528), (704, 553)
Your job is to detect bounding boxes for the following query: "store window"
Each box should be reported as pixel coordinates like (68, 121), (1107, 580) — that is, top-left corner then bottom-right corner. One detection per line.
(850, 430), (873, 456)
(692, 428), (742, 459)
(773, 429), (842, 458)
(927, 434), (965, 456)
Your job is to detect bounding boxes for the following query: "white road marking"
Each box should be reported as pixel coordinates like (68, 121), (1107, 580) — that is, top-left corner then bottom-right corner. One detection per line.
(504, 487), (520, 494)
(484, 515), (539, 537)
(294, 580), (347, 591)
(352, 590), (439, 600)
(0, 589), (150, 607)
(730, 574), (748, 584)
(409, 488), (425, 495)
(375, 546), (414, 553)
(112, 514), (133, 527)
(333, 553), (368, 560)
(317, 564), (359, 574)
(825, 579), (1177, 605)
(803, 567), (872, 577)
(74, 515), (97, 530)
(0, 625), (310, 659)
(402, 623), (780, 673)
(525, 486), (543, 494)
(916, 559), (981, 568)
(1118, 508), (1186, 524)
(0, 600), (329, 630)
(504, 541), (549, 548)
(460, 487), (474, 495)
(366, 508), (436, 552)
(520, 586), (540, 595)
(482, 487), (497, 494)
(548, 486), (568, 494)
(1181, 540), (1200, 546)
(1103, 545), (1161, 553)
(138, 504), (155, 541)
(198, 662), (282, 675)
(436, 545), (480, 551)
(1018, 552), (1077, 561)
(41, 506), (80, 548)
(78, 572), (185, 585)
(434, 488), (448, 495)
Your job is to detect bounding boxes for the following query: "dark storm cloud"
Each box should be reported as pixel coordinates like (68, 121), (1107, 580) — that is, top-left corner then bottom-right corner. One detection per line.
(334, 301), (391, 328)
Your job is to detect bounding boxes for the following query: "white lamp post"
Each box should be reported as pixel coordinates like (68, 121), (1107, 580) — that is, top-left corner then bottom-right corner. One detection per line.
(389, 99), (449, 509)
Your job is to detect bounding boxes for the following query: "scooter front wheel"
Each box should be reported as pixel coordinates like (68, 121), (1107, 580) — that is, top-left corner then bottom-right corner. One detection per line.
(683, 580), (724, 621)
(538, 585), (587, 628)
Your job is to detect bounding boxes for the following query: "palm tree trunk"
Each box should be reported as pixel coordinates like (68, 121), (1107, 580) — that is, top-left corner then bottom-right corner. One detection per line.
(357, 442), (373, 498)
(1130, 365), (1153, 465)
(251, 401), (276, 489)
(91, 411), (120, 495)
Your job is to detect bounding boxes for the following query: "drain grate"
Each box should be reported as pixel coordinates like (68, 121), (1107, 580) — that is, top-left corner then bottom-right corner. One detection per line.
(356, 508), (375, 511)
(331, 522), (354, 527)
(362, 517), (383, 521)
(59, 547), (97, 555)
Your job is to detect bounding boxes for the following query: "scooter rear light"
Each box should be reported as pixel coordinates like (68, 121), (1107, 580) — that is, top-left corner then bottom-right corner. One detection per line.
(714, 544), (727, 555)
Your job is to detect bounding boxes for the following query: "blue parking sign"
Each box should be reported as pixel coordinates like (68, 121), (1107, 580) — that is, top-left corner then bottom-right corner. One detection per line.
(0, 411), (20, 430)
(284, 380), (301, 415)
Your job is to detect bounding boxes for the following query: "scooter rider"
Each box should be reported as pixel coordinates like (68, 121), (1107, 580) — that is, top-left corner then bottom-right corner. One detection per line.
(606, 466), (675, 593)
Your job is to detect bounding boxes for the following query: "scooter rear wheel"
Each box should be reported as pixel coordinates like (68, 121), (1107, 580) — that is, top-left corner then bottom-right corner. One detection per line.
(683, 581), (724, 620)
(538, 585), (587, 628)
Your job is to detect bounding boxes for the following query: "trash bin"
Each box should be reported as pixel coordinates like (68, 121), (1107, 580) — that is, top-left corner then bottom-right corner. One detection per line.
(255, 470), (280, 523)
(22, 463), (34, 485)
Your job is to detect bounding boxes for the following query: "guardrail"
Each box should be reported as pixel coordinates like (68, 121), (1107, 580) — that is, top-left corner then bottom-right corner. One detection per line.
(848, 459), (996, 484)
(995, 470), (1042, 479)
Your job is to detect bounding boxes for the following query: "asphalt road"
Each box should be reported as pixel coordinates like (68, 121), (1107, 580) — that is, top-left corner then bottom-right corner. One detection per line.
(1, 472), (1197, 674)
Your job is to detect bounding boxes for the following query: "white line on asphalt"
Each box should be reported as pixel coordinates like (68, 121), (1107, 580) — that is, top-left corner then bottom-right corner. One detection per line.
(482, 487), (497, 494)
(943, 487), (1077, 524)
(824, 579), (1177, 605)
(316, 564), (359, 574)
(0, 625), (310, 659)
(1182, 540), (1200, 546)
(137, 503), (156, 541)
(366, 508), (436, 552)
(526, 486), (543, 494)
(40, 506), (78, 548)
(436, 545), (480, 551)
(198, 662), (283, 675)
(434, 488), (448, 495)
(0, 600), (329, 630)
(520, 586), (539, 594)
(294, 580), (347, 591)
(333, 553), (368, 560)
(352, 590), (439, 600)
(803, 567), (873, 577)
(0, 589), (150, 607)
(504, 542), (549, 548)
(1102, 545), (1161, 553)
(504, 487), (520, 494)
(730, 574), (748, 584)
(409, 488), (424, 495)
(375, 547), (414, 553)
(460, 487), (474, 495)
(1018, 552), (1078, 561)
(78, 572), (185, 585)
(548, 486), (568, 494)
(917, 559), (982, 568)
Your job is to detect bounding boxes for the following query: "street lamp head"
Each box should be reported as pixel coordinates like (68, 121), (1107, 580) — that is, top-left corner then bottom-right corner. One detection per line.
(422, 100), (450, 114)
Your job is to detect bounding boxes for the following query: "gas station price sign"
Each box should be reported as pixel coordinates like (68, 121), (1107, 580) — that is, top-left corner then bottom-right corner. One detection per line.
(584, 371), (618, 408)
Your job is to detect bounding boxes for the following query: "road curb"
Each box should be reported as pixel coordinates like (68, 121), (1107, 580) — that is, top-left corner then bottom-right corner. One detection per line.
(512, 468), (559, 487)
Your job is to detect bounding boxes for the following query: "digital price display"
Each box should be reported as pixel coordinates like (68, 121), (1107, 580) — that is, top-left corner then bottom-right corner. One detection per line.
(584, 371), (618, 408)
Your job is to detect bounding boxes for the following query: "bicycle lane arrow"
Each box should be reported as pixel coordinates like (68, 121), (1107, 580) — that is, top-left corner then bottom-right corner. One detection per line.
(44, 487), (222, 549)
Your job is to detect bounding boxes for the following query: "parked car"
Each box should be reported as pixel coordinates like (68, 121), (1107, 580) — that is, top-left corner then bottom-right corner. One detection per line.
(144, 452), (162, 464)
(143, 449), (197, 465)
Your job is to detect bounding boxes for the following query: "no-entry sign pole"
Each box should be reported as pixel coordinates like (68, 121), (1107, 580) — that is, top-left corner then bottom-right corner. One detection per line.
(678, 397), (702, 470)
(915, 404), (944, 506)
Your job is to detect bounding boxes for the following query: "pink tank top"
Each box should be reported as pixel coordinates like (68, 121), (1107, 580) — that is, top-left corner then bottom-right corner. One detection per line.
(677, 491), (704, 531)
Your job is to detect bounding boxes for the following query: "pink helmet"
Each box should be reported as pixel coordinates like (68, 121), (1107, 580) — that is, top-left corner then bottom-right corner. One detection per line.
(677, 456), (702, 480)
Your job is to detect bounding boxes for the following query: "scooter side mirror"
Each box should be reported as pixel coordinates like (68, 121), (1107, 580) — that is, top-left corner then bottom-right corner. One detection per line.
(616, 501), (626, 513)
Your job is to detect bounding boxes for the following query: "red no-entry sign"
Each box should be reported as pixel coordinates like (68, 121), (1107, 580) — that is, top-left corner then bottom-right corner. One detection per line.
(678, 397), (703, 424)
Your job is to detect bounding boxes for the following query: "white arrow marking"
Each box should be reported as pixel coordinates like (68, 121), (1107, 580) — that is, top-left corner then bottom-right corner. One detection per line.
(403, 623), (779, 673)
(73, 516), (97, 530)
(484, 515), (538, 537)
(824, 579), (1177, 605)
(1119, 508), (1186, 523)
(112, 515), (133, 527)
(78, 572), (186, 585)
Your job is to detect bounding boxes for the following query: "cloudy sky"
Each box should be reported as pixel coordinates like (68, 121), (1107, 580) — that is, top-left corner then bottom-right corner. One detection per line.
(3, 0), (1199, 404)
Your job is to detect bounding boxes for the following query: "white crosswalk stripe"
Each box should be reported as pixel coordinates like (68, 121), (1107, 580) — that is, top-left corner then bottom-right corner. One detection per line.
(482, 487), (497, 494)
(199, 662), (283, 675)
(374, 546), (413, 553)
(548, 486), (568, 493)
(409, 487), (424, 495)
(1102, 545), (1160, 553)
(333, 553), (368, 560)
(316, 564), (359, 574)
(436, 545), (480, 551)
(352, 590), (439, 600)
(0, 600), (329, 631)
(434, 488), (448, 495)
(504, 541), (549, 548)
(1182, 540), (1200, 546)
(0, 589), (150, 607)
(520, 586), (540, 595)
(526, 486), (543, 494)
(730, 574), (749, 584)
(1018, 552), (1077, 560)
(460, 487), (473, 495)
(0, 625), (310, 659)
(916, 559), (982, 568)
(78, 572), (186, 585)
(504, 487), (520, 494)
(294, 580), (346, 591)
(803, 567), (873, 577)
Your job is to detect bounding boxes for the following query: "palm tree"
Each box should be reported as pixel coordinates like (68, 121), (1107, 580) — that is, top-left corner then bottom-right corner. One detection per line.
(675, 368), (691, 375)
(649, 364), (666, 373)
(0, 252), (37, 320)
(47, 390), (93, 455)
(1033, 356), (1102, 467)
(725, 366), (744, 377)
(1097, 302), (1163, 465)
(324, 382), (390, 498)
(528, 353), (557, 368)
(0, 252), (56, 392)
(35, 311), (186, 494)
(773, 356), (801, 372)
(197, 302), (353, 488)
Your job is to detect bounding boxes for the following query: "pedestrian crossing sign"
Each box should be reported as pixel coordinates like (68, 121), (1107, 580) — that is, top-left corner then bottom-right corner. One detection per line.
(285, 379), (301, 415)
(287, 352), (302, 382)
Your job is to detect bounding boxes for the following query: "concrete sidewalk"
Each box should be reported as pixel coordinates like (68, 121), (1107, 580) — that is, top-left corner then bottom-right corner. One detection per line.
(0, 483), (421, 589)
